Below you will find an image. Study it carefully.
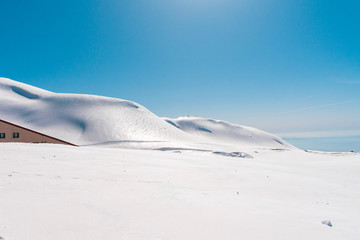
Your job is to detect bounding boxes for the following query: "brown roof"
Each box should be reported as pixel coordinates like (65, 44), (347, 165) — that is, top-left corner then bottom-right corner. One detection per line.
(0, 119), (77, 146)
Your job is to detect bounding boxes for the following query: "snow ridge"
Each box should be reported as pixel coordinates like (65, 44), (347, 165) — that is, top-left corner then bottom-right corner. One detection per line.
(163, 116), (294, 149)
(0, 78), (295, 150)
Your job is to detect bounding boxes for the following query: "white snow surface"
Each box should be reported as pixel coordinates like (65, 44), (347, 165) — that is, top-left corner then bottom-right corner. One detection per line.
(0, 78), (190, 146)
(0, 77), (294, 150)
(0, 143), (359, 240)
(163, 116), (294, 149)
(1, 78), (359, 239)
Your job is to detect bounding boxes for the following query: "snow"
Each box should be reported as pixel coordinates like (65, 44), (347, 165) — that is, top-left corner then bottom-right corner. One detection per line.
(163, 116), (296, 149)
(0, 77), (294, 151)
(322, 220), (333, 227)
(0, 143), (359, 240)
(0, 78), (190, 146)
(1, 78), (359, 239)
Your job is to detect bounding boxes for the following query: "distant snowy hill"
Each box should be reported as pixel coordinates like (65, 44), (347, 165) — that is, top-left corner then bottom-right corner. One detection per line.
(0, 77), (295, 150)
(163, 116), (294, 149)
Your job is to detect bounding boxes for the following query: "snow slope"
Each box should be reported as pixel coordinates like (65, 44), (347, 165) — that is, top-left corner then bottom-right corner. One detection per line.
(0, 77), (294, 150)
(0, 143), (359, 240)
(164, 116), (294, 149)
(0, 78), (190, 145)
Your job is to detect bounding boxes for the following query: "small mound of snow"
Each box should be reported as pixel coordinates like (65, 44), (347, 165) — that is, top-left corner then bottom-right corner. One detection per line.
(213, 151), (253, 158)
(321, 220), (332, 227)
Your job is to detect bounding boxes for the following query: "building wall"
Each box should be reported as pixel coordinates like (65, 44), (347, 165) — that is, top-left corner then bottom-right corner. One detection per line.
(0, 120), (74, 145)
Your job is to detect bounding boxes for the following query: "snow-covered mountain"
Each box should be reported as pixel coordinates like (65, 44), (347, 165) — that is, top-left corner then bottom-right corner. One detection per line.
(0, 77), (295, 150)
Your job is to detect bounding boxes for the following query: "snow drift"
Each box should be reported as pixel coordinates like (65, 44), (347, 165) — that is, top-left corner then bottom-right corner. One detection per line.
(163, 116), (294, 149)
(0, 78), (295, 150)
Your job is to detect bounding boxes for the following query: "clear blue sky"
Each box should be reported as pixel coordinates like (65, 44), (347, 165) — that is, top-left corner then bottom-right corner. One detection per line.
(1, 0), (359, 151)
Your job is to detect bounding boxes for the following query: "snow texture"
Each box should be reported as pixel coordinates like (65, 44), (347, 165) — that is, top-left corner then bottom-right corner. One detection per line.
(0, 77), (295, 151)
(0, 78), (359, 239)
(0, 143), (359, 240)
(322, 220), (333, 227)
(163, 116), (295, 150)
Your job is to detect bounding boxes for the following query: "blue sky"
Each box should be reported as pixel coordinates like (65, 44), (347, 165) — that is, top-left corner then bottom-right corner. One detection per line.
(1, 0), (359, 151)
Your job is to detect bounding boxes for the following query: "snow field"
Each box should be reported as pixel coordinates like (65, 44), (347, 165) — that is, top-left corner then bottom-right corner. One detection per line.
(0, 143), (359, 240)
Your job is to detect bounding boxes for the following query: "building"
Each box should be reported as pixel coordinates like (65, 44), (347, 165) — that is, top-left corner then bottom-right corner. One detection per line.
(0, 119), (76, 146)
